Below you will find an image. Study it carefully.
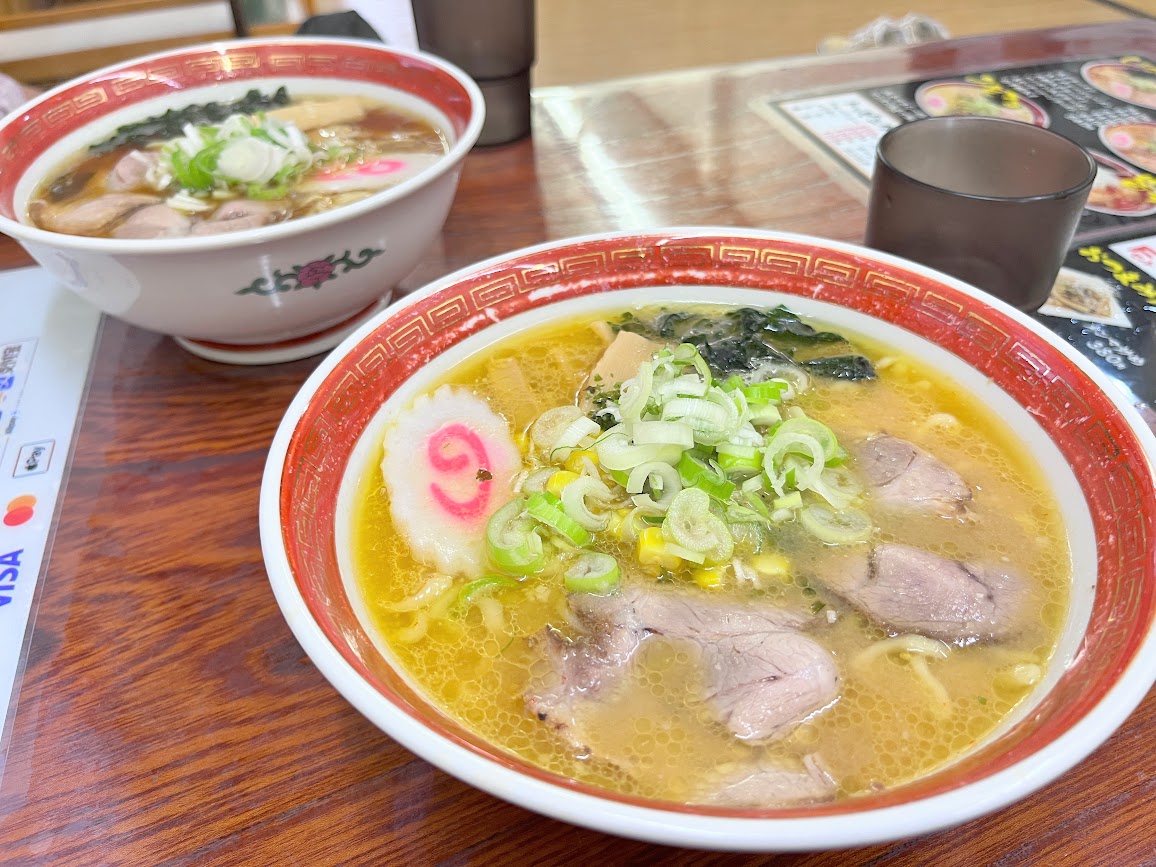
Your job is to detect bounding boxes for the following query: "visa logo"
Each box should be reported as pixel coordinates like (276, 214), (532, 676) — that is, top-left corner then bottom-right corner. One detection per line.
(0, 549), (22, 607)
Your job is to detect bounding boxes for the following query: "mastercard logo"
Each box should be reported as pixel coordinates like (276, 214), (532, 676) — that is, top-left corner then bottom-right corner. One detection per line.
(3, 495), (35, 527)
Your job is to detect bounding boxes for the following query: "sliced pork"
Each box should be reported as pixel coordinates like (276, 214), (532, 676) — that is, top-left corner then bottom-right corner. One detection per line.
(812, 543), (1027, 643)
(33, 193), (160, 236)
(854, 434), (971, 516)
(580, 330), (663, 403)
(703, 754), (836, 808)
(527, 586), (839, 747)
(190, 199), (285, 235)
(106, 150), (158, 191)
(111, 203), (191, 239)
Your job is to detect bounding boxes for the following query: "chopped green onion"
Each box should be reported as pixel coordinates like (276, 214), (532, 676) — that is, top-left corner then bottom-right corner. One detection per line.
(564, 553), (621, 594)
(719, 374), (745, 392)
(810, 465), (864, 510)
(526, 491), (593, 547)
(677, 452), (736, 500)
(741, 381), (787, 403)
(626, 461), (683, 509)
(549, 415), (602, 460)
(486, 498), (545, 575)
(764, 432), (826, 492)
(631, 420), (695, 448)
(661, 397), (732, 442)
(560, 475), (614, 531)
(749, 403), (783, 426)
(662, 541), (707, 564)
(594, 431), (683, 471)
(773, 491), (803, 511)
(716, 443), (759, 460)
(662, 488), (734, 565)
(718, 451), (764, 474)
(769, 417), (843, 464)
(455, 574), (520, 614)
(531, 406), (584, 455)
(619, 362), (654, 421)
(799, 503), (874, 544)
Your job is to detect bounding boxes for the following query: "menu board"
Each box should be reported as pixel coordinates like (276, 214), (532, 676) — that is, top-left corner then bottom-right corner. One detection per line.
(0, 269), (100, 780)
(764, 55), (1156, 414)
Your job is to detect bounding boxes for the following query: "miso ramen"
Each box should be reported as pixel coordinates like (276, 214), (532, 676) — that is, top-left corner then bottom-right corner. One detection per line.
(28, 88), (449, 239)
(352, 304), (1069, 807)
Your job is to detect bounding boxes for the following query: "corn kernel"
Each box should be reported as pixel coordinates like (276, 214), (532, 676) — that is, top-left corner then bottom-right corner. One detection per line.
(605, 508), (632, 541)
(638, 527), (681, 570)
(564, 449), (598, 474)
(692, 566), (724, 589)
(545, 471), (580, 498)
(751, 552), (791, 581)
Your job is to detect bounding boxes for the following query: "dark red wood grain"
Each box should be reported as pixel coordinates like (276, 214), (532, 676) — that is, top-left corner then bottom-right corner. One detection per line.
(0, 22), (1153, 865)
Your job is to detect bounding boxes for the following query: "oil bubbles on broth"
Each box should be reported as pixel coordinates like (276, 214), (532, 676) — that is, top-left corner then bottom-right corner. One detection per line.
(353, 303), (1070, 806)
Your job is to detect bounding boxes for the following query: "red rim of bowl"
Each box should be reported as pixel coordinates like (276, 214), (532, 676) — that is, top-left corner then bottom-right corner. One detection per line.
(0, 37), (483, 252)
(271, 230), (1156, 822)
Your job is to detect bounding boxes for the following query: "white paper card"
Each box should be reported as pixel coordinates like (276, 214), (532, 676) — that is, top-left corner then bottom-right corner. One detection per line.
(0, 268), (101, 780)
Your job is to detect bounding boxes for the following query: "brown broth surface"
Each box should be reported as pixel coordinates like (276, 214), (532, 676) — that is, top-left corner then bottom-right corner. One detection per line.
(27, 99), (448, 237)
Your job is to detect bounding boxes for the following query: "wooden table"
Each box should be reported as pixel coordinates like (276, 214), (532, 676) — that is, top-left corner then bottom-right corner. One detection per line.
(2, 21), (1155, 865)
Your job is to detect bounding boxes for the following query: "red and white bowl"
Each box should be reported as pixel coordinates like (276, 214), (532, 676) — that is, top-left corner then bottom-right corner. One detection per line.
(259, 229), (1156, 850)
(0, 38), (484, 364)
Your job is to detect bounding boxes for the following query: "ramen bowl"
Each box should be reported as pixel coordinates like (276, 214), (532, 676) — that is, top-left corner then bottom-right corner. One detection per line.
(0, 38), (484, 364)
(259, 229), (1156, 850)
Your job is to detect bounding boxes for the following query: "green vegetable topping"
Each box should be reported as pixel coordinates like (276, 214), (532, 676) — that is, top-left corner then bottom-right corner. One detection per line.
(564, 553), (621, 594)
(662, 488), (734, 565)
(798, 503), (874, 545)
(486, 499), (545, 575)
(90, 87), (291, 154)
(455, 574), (520, 613)
(526, 491), (594, 547)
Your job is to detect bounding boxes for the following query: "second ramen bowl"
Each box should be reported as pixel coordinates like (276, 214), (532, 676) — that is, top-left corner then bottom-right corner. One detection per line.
(0, 38), (484, 364)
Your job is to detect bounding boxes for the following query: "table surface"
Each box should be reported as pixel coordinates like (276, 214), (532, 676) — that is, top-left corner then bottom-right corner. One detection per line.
(2, 21), (1155, 866)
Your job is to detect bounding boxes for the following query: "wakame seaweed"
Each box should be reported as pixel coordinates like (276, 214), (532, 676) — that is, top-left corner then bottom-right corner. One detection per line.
(618, 305), (876, 381)
(89, 87), (292, 154)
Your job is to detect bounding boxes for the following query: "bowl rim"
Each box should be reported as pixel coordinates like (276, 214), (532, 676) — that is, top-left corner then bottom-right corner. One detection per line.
(259, 226), (1156, 850)
(0, 36), (485, 254)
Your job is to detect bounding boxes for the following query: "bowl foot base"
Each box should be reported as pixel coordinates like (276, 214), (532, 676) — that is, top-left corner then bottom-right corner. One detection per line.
(173, 298), (391, 365)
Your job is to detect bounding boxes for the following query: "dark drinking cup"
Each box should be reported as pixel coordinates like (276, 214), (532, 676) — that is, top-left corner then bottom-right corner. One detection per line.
(865, 116), (1096, 311)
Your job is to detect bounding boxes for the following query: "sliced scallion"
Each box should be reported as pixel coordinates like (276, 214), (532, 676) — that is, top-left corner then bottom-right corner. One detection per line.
(455, 574), (520, 614)
(662, 488), (735, 565)
(626, 460), (683, 504)
(560, 475), (614, 531)
(564, 553), (622, 594)
(799, 503), (874, 544)
(486, 498), (545, 575)
(526, 491), (593, 547)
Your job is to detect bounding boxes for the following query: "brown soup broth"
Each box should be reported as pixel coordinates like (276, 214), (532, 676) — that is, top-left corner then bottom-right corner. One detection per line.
(351, 307), (1070, 803)
(27, 98), (449, 237)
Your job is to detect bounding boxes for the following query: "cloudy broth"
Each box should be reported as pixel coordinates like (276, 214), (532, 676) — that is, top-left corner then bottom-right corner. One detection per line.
(351, 306), (1069, 804)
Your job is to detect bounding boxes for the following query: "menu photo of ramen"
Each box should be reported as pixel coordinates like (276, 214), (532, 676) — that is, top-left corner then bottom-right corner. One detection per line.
(1038, 268), (1131, 327)
(914, 78), (1049, 126)
(1082, 59), (1156, 110)
(1100, 121), (1156, 175)
(1086, 150), (1156, 217)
